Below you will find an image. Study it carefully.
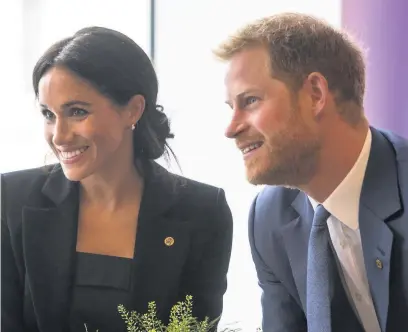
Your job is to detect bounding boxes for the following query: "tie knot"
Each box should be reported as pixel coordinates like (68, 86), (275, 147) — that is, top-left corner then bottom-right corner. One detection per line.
(313, 204), (330, 227)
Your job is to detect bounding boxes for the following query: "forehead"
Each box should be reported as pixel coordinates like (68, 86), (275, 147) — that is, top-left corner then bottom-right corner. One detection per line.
(38, 67), (101, 106)
(225, 47), (272, 89)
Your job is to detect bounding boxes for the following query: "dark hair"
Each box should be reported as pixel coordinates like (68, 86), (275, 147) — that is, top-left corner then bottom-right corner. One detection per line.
(33, 26), (175, 162)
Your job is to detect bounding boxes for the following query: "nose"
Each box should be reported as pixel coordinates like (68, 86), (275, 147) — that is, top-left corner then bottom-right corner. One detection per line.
(224, 110), (247, 139)
(52, 118), (72, 147)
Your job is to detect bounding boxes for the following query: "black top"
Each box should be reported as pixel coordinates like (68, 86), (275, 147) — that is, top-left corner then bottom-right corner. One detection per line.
(1, 161), (233, 332)
(70, 253), (133, 332)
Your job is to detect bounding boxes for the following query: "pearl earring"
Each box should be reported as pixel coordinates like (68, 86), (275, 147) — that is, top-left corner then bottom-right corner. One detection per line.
(131, 124), (136, 130)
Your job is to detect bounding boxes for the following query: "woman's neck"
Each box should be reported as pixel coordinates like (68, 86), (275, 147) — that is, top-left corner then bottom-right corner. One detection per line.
(79, 160), (144, 211)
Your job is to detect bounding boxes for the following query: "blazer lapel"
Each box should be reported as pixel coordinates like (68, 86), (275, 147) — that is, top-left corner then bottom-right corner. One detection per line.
(130, 161), (191, 315)
(131, 216), (191, 314)
(281, 191), (314, 310)
(359, 128), (402, 332)
(23, 166), (79, 332)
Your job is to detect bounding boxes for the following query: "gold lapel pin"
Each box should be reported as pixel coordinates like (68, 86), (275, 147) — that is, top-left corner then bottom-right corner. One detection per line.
(164, 237), (175, 246)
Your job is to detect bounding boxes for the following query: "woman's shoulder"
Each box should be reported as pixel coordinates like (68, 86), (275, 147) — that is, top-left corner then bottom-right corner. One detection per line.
(165, 172), (230, 222)
(148, 161), (222, 204)
(175, 174), (221, 199)
(2, 164), (54, 189)
(1, 164), (56, 208)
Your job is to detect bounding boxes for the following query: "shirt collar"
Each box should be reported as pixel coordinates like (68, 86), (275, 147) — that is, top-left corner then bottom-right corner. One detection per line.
(309, 129), (372, 230)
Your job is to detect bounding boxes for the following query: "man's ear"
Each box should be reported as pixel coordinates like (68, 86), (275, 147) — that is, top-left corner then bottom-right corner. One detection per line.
(304, 72), (329, 117)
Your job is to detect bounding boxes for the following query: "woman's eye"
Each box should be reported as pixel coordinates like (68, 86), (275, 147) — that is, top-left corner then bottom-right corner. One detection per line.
(41, 109), (55, 120)
(70, 108), (89, 117)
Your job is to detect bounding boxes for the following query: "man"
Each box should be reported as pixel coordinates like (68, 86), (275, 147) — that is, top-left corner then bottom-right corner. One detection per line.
(214, 12), (408, 332)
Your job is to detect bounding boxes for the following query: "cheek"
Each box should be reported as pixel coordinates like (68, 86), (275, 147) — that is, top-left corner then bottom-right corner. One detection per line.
(44, 125), (53, 143)
(252, 103), (291, 136)
(92, 131), (122, 151)
(88, 120), (125, 153)
(73, 121), (98, 143)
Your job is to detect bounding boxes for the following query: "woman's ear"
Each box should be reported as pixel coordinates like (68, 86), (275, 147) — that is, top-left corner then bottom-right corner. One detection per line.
(126, 94), (145, 127)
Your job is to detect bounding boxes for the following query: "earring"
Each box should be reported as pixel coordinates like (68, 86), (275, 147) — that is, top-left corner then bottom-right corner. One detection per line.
(131, 124), (136, 130)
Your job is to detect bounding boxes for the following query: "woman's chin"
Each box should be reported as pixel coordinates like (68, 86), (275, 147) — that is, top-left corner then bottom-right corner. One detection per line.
(61, 164), (92, 182)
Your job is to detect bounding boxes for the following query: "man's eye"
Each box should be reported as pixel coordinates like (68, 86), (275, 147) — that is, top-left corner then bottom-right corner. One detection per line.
(245, 96), (259, 106)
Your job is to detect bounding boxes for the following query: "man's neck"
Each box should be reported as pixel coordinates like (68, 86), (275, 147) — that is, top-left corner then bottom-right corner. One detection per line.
(300, 120), (370, 203)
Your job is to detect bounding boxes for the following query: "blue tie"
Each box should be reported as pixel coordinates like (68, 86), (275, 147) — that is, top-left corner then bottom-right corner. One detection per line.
(306, 204), (332, 332)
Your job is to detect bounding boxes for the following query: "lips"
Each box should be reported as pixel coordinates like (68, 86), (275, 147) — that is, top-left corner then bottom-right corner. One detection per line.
(239, 141), (264, 155)
(242, 142), (263, 154)
(59, 147), (88, 160)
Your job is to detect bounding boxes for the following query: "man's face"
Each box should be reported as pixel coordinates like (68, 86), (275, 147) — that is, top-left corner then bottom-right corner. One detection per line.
(224, 47), (321, 187)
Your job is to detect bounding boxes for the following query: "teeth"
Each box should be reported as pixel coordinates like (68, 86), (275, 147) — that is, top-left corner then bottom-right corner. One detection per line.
(60, 147), (87, 160)
(242, 143), (261, 154)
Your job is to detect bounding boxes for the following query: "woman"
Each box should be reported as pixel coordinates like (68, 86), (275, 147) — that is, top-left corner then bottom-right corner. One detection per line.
(1, 27), (233, 332)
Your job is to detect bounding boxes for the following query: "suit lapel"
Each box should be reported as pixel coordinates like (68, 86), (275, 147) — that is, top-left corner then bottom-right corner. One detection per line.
(130, 161), (191, 314)
(281, 191), (314, 310)
(23, 166), (79, 332)
(131, 215), (191, 314)
(359, 128), (401, 332)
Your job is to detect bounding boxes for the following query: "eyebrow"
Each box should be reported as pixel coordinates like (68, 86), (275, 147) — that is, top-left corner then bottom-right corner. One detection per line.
(40, 100), (91, 109)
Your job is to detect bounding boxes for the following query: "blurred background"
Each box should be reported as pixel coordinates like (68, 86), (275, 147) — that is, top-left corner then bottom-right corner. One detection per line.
(0, 0), (407, 330)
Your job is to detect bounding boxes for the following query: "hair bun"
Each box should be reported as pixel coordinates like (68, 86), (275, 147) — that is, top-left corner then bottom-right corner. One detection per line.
(132, 104), (174, 160)
(149, 104), (174, 143)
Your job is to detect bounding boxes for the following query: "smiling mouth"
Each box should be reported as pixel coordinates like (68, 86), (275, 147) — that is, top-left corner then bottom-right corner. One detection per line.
(241, 142), (263, 155)
(59, 147), (89, 160)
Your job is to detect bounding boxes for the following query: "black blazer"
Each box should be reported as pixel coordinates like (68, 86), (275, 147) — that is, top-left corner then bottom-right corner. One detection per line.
(1, 161), (233, 332)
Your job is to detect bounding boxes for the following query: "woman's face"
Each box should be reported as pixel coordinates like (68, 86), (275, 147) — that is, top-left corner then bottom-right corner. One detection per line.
(38, 66), (143, 181)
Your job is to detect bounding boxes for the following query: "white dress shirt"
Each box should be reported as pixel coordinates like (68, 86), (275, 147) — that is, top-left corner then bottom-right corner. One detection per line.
(309, 129), (381, 332)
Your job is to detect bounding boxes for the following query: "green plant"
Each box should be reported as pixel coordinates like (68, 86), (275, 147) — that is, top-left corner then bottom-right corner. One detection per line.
(118, 295), (217, 332)
(84, 295), (262, 331)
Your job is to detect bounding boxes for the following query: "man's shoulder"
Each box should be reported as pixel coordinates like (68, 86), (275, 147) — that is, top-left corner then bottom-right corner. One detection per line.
(375, 128), (408, 161)
(256, 185), (300, 207)
(251, 185), (301, 226)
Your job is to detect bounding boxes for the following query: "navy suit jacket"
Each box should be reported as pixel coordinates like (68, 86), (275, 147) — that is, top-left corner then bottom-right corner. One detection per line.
(249, 128), (408, 332)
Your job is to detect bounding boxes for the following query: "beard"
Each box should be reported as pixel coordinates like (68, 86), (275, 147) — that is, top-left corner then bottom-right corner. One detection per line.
(245, 116), (321, 188)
